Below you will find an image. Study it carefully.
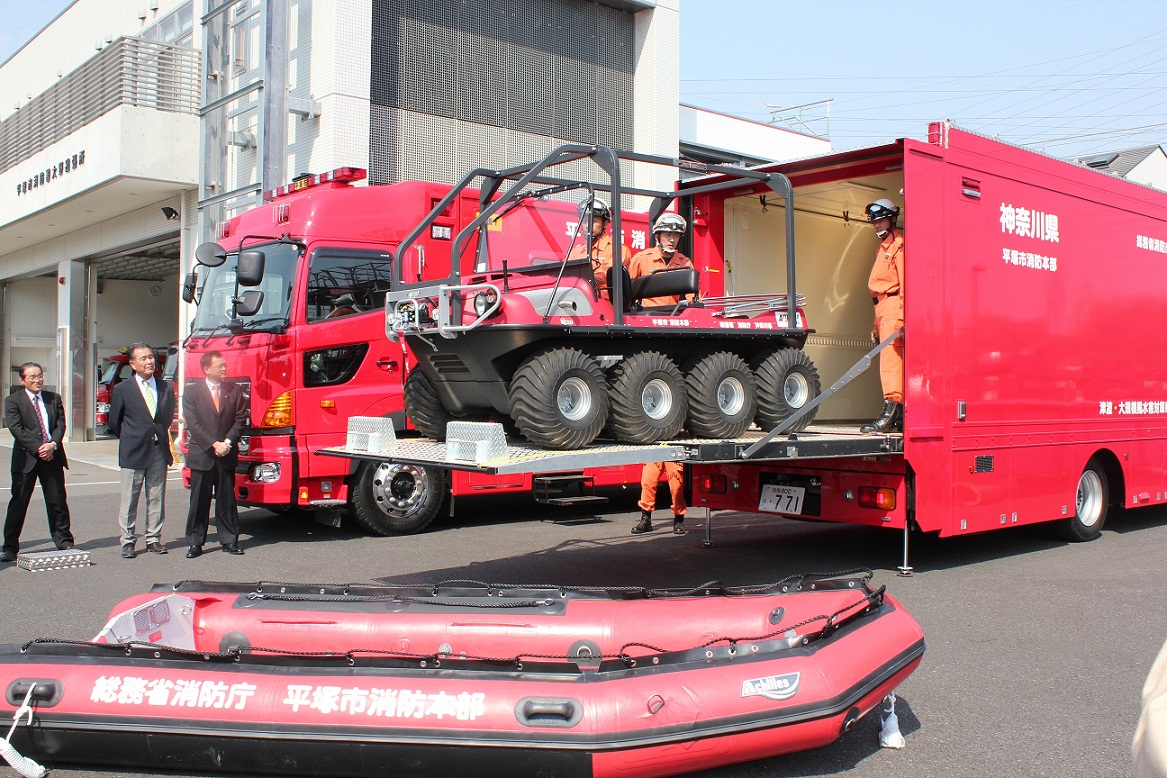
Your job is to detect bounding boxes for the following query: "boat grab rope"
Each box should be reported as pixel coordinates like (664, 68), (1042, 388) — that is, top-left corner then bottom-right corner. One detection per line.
(212, 568), (877, 605)
(613, 584), (887, 664)
(18, 583), (887, 670)
(245, 593), (559, 608)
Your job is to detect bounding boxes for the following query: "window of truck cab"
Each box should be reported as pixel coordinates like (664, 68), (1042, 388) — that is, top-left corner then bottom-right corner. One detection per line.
(304, 248), (394, 323)
(190, 242), (299, 333)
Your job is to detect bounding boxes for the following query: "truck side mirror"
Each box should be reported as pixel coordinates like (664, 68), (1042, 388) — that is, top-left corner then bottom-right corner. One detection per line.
(237, 249), (266, 287)
(194, 242), (227, 268)
(235, 290), (264, 316)
(181, 271), (198, 304)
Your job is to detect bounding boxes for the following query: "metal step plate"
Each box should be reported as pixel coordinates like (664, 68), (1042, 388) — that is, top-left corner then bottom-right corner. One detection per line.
(17, 548), (92, 572)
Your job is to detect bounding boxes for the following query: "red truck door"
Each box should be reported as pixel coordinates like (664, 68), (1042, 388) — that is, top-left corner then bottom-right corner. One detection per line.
(294, 246), (402, 478)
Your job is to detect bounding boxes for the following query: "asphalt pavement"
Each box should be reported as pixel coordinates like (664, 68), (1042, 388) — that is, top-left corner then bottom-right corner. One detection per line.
(0, 444), (1163, 778)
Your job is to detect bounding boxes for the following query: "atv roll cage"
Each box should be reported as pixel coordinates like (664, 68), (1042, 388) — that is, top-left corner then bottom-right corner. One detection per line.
(390, 144), (801, 331)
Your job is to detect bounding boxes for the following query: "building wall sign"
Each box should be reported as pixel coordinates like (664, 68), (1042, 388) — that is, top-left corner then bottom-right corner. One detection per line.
(16, 151), (86, 196)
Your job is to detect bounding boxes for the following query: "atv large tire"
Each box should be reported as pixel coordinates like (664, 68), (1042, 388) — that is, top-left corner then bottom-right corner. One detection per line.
(404, 369), (487, 440)
(605, 351), (687, 444)
(350, 460), (446, 536)
(509, 348), (609, 450)
(752, 348), (822, 433)
(683, 351), (757, 438)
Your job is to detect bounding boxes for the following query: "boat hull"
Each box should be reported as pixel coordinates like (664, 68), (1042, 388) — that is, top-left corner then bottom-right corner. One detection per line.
(1, 577), (924, 777)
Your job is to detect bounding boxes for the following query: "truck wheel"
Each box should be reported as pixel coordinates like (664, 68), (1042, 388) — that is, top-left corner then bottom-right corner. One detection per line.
(350, 460), (446, 535)
(404, 369), (487, 440)
(1057, 457), (1109, 542)
(683, 351), (757, 438)
(752, 348), (822, 433)
(509, 348), (609, 450)
(605, 351), (688, 443)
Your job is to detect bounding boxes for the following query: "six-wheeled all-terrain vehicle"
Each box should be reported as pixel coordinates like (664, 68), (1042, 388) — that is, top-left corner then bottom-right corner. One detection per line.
(387, 146), (822, 450)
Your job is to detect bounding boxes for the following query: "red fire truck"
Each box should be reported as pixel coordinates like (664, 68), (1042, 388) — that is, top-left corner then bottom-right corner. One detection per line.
(336, 123), (1167, 567)
(183, 168), (647, 535)
(685, 122), (1167, 560)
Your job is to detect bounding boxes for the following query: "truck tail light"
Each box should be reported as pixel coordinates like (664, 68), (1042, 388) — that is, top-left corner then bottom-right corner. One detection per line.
(260, 391), (293, 428)
(697, 473), (727, 494)
(858, 486), (896, 510)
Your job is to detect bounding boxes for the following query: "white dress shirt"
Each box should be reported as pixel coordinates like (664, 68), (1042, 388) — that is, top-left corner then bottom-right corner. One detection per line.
(24, 389), (53, 445)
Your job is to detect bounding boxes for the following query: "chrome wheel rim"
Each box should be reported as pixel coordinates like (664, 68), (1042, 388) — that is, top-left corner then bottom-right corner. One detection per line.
(717, 376), (746, 416)
(1076, 469), (1104, 527)
(372, 463), (428, 516)
(784, 373), (810, 408)
(558, 376), (592, 421)
(642, 378), (673, 421)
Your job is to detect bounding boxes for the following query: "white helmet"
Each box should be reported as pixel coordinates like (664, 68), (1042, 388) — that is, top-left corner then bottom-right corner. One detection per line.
(652, 213), (687, 235)
(578, 197), (611, 221)
(865, 199), (900, 238)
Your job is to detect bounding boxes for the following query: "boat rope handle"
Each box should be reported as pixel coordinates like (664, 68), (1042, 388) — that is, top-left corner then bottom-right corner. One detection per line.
(5, 687), (35, 743)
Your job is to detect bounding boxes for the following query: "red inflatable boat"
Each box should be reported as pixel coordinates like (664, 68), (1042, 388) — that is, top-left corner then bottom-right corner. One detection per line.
(0, 571), (923, 777)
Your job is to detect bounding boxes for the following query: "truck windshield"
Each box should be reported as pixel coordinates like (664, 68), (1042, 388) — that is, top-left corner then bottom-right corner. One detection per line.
(191, 242), (300, 332)
(99, 361), (128, 384)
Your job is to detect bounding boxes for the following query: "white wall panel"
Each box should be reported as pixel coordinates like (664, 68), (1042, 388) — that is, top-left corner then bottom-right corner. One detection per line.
(0, 0), (199, 119)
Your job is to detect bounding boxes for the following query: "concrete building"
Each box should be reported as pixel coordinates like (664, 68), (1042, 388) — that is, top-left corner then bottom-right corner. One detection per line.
(680, 104), (829, 168)
(0, 0), (824, 441)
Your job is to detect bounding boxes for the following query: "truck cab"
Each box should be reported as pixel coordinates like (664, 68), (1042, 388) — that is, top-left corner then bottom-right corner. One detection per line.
(186, 168), (644, 535)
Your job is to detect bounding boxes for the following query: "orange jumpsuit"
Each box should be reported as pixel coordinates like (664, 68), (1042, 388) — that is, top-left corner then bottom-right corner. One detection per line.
(568, 232), (632, 299)
(639, 461), (686, 517)
(867, 229), (905, 403)
(627, 247), (694, 307)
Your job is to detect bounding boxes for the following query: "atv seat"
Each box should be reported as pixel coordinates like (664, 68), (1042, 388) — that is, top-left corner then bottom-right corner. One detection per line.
(632, 266), (700, 311)
(606, 264), (634, 307)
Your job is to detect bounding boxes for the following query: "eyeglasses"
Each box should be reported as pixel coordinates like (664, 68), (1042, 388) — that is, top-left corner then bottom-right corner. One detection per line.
(22, 374), (44, 381)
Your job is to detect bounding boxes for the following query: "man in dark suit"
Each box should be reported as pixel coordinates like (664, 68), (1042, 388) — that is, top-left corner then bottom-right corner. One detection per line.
(183, 350), (245, 557)
(1, 362), (74, 561)
(108, 342), (175, 558)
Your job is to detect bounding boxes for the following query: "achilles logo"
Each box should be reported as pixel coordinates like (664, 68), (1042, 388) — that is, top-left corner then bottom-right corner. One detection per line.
(741, 672), (800, 701)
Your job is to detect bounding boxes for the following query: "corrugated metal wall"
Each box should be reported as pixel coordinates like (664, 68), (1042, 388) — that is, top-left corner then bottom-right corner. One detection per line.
(369, 0), (634, 185)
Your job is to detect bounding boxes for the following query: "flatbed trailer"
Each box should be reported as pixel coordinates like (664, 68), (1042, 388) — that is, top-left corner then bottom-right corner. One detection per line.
(325, 424), (901, 474)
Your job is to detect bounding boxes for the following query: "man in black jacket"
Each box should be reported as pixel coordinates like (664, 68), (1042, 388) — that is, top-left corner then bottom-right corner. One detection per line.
(1, 363), (74, 561)
(183, 350), (246, 558)
(108, 342), (175, 558)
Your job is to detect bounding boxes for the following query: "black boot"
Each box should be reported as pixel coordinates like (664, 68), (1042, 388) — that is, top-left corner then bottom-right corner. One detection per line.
(861, 401), (903, 433)
(672, 516), (686, 535)
(631, 510), (653, 534)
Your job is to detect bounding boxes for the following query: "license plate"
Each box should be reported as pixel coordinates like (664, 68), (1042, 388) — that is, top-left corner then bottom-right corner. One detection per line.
(758, 484), (806, 515)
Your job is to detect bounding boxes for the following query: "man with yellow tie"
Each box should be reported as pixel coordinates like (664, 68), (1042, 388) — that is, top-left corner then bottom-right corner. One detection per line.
(182, 351), (246, 558)
(108, 342), (175, 558)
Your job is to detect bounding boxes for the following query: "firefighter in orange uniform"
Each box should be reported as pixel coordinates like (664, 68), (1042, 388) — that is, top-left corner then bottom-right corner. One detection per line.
(627, 213), (694, 307)
(628, 212), (694, 536)
(633, 461), (686, 536)
(861, 199), (905, 433)
(568, 197), (632, 299)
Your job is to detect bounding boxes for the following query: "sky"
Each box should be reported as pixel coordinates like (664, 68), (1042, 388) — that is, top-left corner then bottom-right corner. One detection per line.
(2, 0), (1164, 160)
(679, 0), (1167, 158)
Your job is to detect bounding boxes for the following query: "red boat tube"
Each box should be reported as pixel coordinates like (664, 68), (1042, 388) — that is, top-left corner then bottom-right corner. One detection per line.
(0, 572), (924, 777)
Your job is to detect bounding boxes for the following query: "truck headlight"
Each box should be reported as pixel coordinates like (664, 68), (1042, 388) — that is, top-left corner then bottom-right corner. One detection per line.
(473, 289), (499, 316)
(250, 463), (281, 483)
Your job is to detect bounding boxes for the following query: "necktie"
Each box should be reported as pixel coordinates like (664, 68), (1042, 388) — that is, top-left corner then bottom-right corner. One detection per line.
(143, 380), (156, 417)
(211, 384), (220, 412)
(32, 394), (50, 443)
